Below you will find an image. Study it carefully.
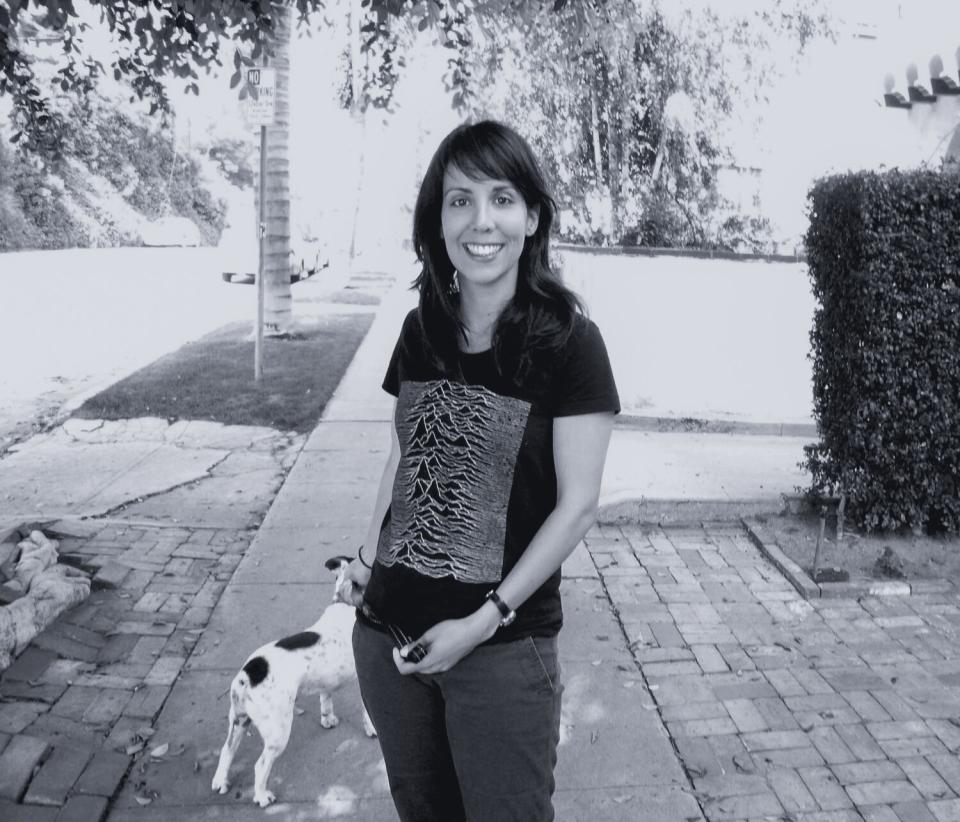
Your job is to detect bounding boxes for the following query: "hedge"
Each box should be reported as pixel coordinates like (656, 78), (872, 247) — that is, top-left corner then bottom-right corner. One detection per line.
(803, 170), (960, 533)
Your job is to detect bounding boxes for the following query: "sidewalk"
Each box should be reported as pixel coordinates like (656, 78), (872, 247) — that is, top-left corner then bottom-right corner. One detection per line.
(10, 267), (953, 822)
(95, 277), (814, 821)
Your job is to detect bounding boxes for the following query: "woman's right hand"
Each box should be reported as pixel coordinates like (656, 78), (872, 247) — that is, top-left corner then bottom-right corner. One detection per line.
(342, 557), (372, 608)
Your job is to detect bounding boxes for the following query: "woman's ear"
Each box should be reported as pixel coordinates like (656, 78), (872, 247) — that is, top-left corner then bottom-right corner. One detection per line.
(526, 204), (540, 236)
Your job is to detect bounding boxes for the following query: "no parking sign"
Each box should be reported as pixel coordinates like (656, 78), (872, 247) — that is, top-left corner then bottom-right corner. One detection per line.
(243, 67), (276, 126)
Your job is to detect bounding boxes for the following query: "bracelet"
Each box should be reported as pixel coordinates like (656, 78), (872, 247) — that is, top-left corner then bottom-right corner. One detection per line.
(358, 544), (372, 569)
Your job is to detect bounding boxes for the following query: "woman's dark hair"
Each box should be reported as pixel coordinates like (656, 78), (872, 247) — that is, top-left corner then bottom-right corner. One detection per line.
(411, 120), (584, 387)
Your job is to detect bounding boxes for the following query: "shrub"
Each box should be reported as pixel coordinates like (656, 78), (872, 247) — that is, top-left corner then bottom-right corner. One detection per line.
(803, 169), (960, 533)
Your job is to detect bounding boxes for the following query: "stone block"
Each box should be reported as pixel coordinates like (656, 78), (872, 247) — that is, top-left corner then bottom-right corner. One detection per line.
(768, 766), (818, 812)
(929, 799), (960, 822)
(54, 795), (108, 822)
(2, 648), (58, 682)
(92, 562), (129, 589)
(837, 723), (887, 760)
(74, 750), (130, 798)
(0, 799), (57, 820)
(0, 680), (66, 705)
(702, 791), (783, 820)
(0, 702), (47, 735)
(82, 689), (132, 726)
(51, 687), (100, 722)
(808, 726), (856, 764)
(798, 765), (853, 810)
(0, 734), (51, 801)
(144, 656), (185, 687)
(846, 781), (923, 806)
(23, 744), (93, 806)
(898, 756), (954, 799)
(832, 760), (906, 785)
(724, 699), (769, 733)
(893, 800), (940, 822)
(741, 730), (809, 752)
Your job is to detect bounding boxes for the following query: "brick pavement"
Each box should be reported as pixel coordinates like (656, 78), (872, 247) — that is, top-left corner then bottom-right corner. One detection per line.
(585, 522), (960, 822)
(0, 520), (254, 819)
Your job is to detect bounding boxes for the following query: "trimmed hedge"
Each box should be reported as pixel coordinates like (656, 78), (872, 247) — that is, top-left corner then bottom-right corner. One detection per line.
(803, 170), (960, 533)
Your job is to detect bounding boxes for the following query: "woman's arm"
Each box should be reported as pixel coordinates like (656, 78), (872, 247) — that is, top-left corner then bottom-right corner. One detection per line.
(394, 411), (614, 673)
(343, 401), (400, 605)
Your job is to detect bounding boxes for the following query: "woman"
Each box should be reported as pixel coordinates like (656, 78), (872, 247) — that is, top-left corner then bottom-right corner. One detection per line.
(346, 120), (620, 822)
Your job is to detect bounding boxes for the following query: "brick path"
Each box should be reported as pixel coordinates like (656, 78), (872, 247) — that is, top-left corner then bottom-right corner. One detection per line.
(585, 523), (960, 822)
(0, 520), (253, 821)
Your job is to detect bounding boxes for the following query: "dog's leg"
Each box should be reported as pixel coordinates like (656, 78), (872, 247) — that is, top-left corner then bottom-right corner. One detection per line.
(251, 697), (294, 807)
(319, 692), (339, 729)
(212, 686), (247, 794)
(361, 705), (377, 738)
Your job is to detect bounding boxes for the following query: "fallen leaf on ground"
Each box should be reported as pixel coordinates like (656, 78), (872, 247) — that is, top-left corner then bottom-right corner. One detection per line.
(150, 743), (170, 757)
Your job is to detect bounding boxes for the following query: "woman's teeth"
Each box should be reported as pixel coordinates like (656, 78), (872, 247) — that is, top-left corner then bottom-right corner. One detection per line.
(465, 243), (502, 258)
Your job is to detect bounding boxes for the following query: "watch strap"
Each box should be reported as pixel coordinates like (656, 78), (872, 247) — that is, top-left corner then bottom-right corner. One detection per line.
(485, 590), (516, 626)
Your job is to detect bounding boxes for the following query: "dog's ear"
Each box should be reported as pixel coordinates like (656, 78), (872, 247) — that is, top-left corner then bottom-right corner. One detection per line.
(324, 555), (353, 572)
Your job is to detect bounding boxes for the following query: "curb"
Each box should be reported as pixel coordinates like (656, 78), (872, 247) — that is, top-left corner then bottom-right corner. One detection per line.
(616, 415), (817, 438)
(596, 499), (958, 602)
(598, 497), (785, 527)
(740, 518), (958, 601)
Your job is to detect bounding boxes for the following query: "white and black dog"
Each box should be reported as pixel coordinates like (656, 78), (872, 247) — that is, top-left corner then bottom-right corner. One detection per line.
(211, 555), (377, 807)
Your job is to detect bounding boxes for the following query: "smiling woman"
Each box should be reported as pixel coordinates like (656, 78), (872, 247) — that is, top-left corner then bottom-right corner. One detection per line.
(341, 121), (621, 822)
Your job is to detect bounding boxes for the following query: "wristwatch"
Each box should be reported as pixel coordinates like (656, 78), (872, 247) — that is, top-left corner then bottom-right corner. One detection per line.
(485, 590), (517, 627)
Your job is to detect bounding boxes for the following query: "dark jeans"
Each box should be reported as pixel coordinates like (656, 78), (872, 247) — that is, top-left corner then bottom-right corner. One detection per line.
(353, 617), (563, 822)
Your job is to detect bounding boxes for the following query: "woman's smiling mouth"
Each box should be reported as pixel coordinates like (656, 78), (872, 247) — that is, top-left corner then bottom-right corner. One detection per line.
(464, 242), (504, 260)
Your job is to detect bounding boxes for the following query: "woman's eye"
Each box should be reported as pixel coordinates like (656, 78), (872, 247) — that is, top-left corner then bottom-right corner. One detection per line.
(496, 195), (514, 205)
(450, 197), (468, 207)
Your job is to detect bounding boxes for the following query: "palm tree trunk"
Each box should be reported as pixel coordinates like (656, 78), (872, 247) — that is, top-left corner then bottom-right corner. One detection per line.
(258, 4), (292, 335)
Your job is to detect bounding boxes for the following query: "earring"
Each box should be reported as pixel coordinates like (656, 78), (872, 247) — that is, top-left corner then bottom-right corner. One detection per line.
(448, 270), (460, 295)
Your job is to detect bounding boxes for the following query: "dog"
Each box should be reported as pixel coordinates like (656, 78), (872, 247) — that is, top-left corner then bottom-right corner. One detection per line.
(211, 556), (377, 807)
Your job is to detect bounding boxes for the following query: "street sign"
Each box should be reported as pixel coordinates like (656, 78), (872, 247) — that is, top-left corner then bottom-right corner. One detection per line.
(243, 67), (276, 126)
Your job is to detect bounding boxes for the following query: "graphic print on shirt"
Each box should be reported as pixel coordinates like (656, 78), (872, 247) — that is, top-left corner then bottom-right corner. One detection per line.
(379, 380), (531, 583)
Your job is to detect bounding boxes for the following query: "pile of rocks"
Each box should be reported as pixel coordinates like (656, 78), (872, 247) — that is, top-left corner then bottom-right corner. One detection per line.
(0, 527), (91, 670)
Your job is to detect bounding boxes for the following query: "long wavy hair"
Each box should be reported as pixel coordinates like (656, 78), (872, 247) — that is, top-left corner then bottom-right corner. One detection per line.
(411, 120), (585, 388)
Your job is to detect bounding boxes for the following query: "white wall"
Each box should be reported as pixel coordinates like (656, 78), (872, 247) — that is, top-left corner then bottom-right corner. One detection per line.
(559, 250), (815, 425)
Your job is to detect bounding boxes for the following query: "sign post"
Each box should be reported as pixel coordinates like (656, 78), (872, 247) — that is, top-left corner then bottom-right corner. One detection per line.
(241, 66), (277, 382)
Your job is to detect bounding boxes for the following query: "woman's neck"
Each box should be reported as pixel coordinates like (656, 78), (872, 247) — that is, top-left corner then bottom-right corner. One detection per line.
(458, 288), (511, 352)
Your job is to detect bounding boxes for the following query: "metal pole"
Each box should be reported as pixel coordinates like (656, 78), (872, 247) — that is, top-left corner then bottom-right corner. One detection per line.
(255, 123), (266, 382)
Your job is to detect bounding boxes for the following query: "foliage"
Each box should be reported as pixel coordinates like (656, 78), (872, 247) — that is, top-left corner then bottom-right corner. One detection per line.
(803, 169), (960, 533)
(0, 96), (226, 250)
(462, 0), (832, 249)
(0, 137), (89, 249)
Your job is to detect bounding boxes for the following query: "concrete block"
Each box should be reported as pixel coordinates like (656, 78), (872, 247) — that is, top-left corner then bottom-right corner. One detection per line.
(846, 781), (923, 806)
(23, 744), (93, 806)
(0, 734), (51, 801)
(832, 760), (907, 785)
(54, 795), (108, 822)
(0, 702), (47, 735)
(0, 799), (57, 820)
(768, 766), (818, 812)
(798, 765), (853, 810)
(2, 647), (58, 682)
(929, 799), (960, 822)
(74, 750), (130, 797)
(898, 756), (954, 799)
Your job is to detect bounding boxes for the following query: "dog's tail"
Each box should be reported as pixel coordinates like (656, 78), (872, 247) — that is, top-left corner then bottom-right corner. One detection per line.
(229, 670), (251, 726)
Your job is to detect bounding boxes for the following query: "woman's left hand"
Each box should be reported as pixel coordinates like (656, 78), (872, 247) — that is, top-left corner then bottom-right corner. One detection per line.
(393, 614), (496, 676)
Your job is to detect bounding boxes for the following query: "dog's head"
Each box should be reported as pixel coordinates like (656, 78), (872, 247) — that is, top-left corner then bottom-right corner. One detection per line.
(324, 555), (354, 604)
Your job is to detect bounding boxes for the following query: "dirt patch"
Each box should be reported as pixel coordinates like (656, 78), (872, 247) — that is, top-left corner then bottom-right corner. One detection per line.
(747, 510), (960, 586)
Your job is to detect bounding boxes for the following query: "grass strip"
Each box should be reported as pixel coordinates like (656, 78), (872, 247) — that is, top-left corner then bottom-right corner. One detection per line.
(74, 313), (374, 433)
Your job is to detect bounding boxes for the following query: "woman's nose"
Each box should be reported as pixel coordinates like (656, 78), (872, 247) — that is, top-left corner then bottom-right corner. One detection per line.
(472, 201), (494, 230)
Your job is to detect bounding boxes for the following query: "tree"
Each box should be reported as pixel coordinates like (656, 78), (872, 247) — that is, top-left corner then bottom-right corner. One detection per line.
(459, 0), (834, 248)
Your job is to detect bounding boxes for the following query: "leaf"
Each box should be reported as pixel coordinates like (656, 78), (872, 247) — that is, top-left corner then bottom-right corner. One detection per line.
(150, 743), (170, 758)
(229, 70), (241, 89)
(136, 727), (155, 739)
(126, 742), (145, 755)
(134, 796), (152, 806)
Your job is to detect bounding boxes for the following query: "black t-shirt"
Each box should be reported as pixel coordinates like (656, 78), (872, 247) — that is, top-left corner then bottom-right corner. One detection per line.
(362, 307), (621, 643)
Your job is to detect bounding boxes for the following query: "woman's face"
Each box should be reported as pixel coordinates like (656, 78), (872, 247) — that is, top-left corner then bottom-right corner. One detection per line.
(440, 164), (539, 296)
